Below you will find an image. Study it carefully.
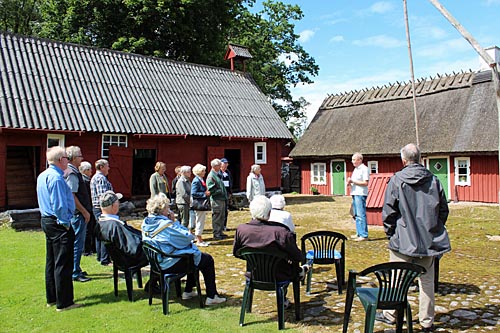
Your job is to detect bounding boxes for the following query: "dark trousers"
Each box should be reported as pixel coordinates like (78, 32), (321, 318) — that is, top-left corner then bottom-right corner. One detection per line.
(84, 214), (96, 254)
(41, 217), (75, 309)
(167, 252), (217, 298)
(93, 208), (110, 264)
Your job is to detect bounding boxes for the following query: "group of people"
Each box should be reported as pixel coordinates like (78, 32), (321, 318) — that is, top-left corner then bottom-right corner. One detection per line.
(37, 143), (449, 332)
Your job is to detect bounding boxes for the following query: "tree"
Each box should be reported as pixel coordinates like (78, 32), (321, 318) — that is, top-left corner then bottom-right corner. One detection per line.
(0, 0), (40, 35)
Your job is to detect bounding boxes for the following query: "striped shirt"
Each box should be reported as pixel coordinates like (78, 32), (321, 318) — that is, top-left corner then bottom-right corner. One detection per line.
(90, 171), (113, 208)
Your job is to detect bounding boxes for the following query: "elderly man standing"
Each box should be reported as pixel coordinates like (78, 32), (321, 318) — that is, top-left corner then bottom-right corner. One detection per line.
(347, 152), (369, 241)
(206, 159), (228, 241)
(90, 159), (114, 266)
(64, 146), (92, 283)
(378, 143), (451, 332)
(37, 146), (81, 311)
(79, 161), (96, 256)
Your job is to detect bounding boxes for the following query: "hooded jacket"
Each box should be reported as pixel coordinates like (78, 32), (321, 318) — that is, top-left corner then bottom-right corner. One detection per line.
(141, 214), (201, 270)
(382, 163), (451, 257)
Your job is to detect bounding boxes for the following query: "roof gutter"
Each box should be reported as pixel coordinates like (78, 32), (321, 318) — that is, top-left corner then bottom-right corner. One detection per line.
(220, 136), (267, 141)
(133, 134), (187, 139)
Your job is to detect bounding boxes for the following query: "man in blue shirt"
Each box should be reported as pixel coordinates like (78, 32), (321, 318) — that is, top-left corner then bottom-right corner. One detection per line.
(37, 146), (81, 312)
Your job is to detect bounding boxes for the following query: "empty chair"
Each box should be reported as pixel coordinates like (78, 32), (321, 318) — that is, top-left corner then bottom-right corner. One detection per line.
(343, 262), (426, 333)
(236, 247), (301, 330)
(104, 241), (149, 302)
(142, 242), (203, 315)
(301, 230), (347, 295)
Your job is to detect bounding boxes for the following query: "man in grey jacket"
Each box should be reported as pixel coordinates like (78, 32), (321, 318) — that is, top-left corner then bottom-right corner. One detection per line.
(379, 143), (450, 332)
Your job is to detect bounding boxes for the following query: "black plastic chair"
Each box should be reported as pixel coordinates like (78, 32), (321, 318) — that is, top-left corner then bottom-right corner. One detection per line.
(104, 242), (149, 302)
(301, 231), (347, 295)
(142, 242), (203, 315)
(342, 262), (426, 333)
(235, 247), (301, 330)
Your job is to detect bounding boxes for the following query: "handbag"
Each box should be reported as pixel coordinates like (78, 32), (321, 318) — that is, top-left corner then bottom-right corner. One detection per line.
(191, 197), (211, 211)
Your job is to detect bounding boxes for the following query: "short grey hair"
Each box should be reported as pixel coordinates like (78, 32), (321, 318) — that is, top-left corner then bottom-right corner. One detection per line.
(46, 146), (66, 164)
(249, 195), (272, 221)
(352, 152), (363, 161)
(250, 164), (261, 173)
(192, 164), (206, 176)
(146, 194), (170, 215)
(66, 146), (81, 161)
(79, 161), (92, 173)
(400, 143), (420, 164)
(270, 194), (286, 209)
(211, 158), (221, 168)
(95, 159), (109, 170)
(180, 165), (191, 174)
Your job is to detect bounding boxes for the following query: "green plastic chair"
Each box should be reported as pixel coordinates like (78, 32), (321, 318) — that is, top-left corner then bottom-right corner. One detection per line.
(235, 247), (301, 330)
(301, 231), (347, 295)
(342, 262), (426, 333)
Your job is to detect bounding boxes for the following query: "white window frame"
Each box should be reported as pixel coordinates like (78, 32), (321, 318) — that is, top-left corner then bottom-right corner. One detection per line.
(47, 134), (65, 148)
(311, 162), (327, 185)
(101, 134), (128, 158)
(454, 157), (471, 186)
(254, 142), (267, 164)
(367, 160), (378, 174)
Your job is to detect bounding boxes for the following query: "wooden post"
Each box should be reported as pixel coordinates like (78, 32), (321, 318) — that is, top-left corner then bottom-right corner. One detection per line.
(427, 0), (500, 206)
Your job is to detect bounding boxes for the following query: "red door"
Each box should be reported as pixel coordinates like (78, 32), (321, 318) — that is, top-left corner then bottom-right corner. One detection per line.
(108, 146), (133, 198)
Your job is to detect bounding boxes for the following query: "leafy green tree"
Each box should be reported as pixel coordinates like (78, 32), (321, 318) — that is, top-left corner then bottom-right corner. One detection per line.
(0, 0), (40, 35)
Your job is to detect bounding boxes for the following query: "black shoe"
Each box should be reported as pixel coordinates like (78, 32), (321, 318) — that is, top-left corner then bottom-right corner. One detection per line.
(101, 261), (112, 266)
(214, 234), (228, 240)
(81, 271), (88, 276)
(375, 312), (395, 325)
(73, 276), (91, 283)
(421, 325), (435, 332)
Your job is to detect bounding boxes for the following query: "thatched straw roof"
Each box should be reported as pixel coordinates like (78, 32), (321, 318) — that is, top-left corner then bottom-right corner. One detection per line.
(290, 71), (498, 158)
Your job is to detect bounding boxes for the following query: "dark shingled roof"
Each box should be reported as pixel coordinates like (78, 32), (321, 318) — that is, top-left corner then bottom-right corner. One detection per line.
(290, 71), (498, 158)
(0, 32), (291, 139)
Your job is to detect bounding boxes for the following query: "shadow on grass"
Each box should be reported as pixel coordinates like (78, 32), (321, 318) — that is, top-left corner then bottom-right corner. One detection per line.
(435, 306), (499, 331)
(437, 281), (481, 295)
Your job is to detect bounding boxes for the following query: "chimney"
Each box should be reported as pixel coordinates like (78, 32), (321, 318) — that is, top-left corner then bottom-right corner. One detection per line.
(224, 43), (252, 72)
(479, 46), (500, 71)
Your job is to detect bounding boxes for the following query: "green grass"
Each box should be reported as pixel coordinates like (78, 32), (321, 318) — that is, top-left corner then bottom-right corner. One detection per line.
(1, 196), (499, 332)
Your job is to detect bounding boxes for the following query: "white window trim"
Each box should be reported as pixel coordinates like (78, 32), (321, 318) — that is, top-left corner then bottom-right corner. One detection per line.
(311, 162), (327, 185)
(254, 142), (267, 164)
(454, 157), (471, 186)
(367, 160), (378, 174)
(47, 134), (65, 148)
(101, 134), (128, 158)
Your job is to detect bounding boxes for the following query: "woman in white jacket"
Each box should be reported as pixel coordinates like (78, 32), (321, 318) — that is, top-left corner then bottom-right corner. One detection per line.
(246, 164), (266, 203)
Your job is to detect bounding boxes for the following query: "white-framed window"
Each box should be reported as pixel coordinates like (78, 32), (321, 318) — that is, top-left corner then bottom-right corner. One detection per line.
(367, 161), (378, 174)
(102, 134), (127, 158)
(454, 157), (470, 186)
(254, 142), (267, 164)
(311, 162), (326, 184)
(47, 134), (65, 148)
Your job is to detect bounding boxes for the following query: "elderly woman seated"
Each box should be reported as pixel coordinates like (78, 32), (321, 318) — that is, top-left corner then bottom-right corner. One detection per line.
(141, 194), (226, 306)
(269, 194), (295, 233)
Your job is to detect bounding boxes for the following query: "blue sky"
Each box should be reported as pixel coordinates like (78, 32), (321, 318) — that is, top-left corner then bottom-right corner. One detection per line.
(270, 0), (500, 122)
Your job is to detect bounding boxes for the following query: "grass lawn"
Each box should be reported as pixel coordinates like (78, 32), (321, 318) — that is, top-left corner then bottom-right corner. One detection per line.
(1, 195), (499, 332)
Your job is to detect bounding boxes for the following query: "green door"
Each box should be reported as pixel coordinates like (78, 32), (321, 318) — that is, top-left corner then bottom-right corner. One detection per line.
(428, 157), (449, 200)
(331, 161), (345, 195)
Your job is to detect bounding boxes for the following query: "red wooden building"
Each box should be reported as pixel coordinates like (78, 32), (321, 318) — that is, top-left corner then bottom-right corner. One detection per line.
(0, 32), (293, 209)
(290, 61), (499, 216)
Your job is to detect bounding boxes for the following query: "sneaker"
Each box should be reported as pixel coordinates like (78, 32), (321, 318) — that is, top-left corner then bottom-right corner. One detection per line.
(350, 234), (359, 239)
(46, 302), (56, 308)
(354, 236), (368, 242)
(182, 291), (198, 300)
(205, 295), (227, 305)
(299, 264), (311, 281)
(375, 311), (395, 325)
(197, 241), (209, 247)
(56, 303), (83, 312)
(421, 325), (435, 332)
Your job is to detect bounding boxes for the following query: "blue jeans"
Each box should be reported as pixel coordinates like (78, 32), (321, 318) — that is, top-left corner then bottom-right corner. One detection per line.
(71, 213), (87, 278)
(93, 208), (110, 264)
(352, 195), (368, 238)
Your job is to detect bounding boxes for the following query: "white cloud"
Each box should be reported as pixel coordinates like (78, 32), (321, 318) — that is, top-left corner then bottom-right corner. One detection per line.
(329, 35), (345, 43)
(352, 34), (405, 48)
(278, 52), (299, 67)
(483, 0), (500, 5)
(299, 29), (315, 43)
(369, 1), (394, 14)
(415, 38), (471, 59)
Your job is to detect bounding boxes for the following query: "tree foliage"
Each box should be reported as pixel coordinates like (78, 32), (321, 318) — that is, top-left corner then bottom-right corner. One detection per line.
(3, 0), (318, 137)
